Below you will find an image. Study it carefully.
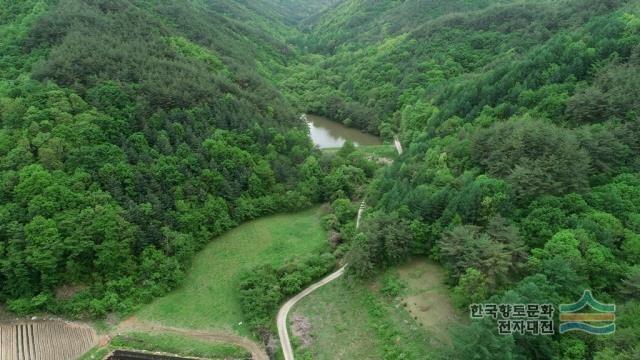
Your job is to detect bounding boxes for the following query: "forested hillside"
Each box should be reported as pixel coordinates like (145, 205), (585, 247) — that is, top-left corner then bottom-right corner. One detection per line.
(0, 0), (353, 317)
(262, 0), (341, 23)
(2, 0), (640, 359)
(298, 0), (507, 51)
(289, 0), (640, 359)
(284, 0), (633, 136)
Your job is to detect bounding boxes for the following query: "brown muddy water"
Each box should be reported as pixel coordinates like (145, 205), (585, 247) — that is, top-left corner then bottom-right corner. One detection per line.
(305, 114), (382, 149)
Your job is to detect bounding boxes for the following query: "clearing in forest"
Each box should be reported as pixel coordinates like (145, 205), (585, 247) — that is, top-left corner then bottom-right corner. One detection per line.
(136, 207), (329, 336)
(395, 260), (461, 341)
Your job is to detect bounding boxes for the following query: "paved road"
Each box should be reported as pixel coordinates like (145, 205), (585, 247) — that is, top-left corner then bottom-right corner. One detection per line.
(277, 266), (347, 360)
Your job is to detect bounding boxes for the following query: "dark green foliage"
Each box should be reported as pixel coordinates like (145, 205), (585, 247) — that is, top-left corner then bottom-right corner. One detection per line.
(0, 0), (355, 317)
(28, 0), (297, 130)
(471, 119), (590, 203)
(2, 0), (640, 358)
(346, 211), (413, 278)
(296, 1), (640, 358)
(238, 253), (336, 336)
(435, 319), (518, 360)
(438, 217), (526, 289)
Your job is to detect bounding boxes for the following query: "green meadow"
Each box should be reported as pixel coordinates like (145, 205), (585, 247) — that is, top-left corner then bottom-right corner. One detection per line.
(137, 207), (329, 335)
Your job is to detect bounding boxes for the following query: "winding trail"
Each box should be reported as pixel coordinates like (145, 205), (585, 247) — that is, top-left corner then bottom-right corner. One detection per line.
(277, 266), (347, 360)
(278, 201), (365, 360)
(278, 137), (402, 360)
(111, 317), (269, 360)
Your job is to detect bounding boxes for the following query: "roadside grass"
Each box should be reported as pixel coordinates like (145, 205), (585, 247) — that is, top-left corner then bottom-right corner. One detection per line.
(77, 332), (249, 360)
(287, 280), (388, 360)
(136, 207), (329, 336)
(322, 144), (397, 159)
(354, 144), (398, 159)
(289, 258), (460, 360)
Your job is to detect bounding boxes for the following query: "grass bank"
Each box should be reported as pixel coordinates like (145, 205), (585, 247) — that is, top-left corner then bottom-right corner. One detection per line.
(288, 259), (460, 359)
(78, 332), (249, 360)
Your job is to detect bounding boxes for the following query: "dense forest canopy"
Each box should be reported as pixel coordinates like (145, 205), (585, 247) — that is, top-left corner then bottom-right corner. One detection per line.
(0, 0), (353, 317)
(1, 0), (640, 359)
(290, 0), (639, 359)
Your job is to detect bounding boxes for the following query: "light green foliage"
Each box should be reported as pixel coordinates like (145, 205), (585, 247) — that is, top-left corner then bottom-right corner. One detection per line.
(529, 228), (624, 293)
(452, 268), (488, 309)
(166, 36), (227, 74)
(331, 198), (357, 226)
(2, 1), (640, 359)
(0, 2), (342, 315)
(380, 272), (406, 298)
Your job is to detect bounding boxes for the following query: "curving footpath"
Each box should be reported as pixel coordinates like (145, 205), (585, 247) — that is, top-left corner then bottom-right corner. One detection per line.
(113, 317), (269, 360)
(277, 266), (347, 360)
(278, 201), (366, 360)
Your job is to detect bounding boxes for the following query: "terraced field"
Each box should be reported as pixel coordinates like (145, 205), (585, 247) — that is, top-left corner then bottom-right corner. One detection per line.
(0, 321), (96, 360)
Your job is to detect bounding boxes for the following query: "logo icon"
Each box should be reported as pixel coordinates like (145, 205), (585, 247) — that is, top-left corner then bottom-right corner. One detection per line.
(559, 290), (615, 335)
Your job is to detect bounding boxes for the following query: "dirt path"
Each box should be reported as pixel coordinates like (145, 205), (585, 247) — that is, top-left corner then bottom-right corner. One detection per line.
(278, 199), (367, 360)
(394, 135), (403, 155)
(356, 201), (366, 229)
(109, 317), (268, 360)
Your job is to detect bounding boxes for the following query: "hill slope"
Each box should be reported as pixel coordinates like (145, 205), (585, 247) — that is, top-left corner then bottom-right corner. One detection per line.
(287, 1), (640, 359)
(0, 0), (328, 318)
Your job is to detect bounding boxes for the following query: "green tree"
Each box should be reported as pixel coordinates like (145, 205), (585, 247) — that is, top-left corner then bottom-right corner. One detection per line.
(452, 268), (488, 309)
(24, 216), (63, 289)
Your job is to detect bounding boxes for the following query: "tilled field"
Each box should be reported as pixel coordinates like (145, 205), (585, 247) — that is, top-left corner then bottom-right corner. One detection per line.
(0, 321), (96, 360)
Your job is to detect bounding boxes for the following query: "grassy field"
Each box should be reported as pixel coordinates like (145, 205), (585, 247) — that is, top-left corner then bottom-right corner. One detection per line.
(289, 259), (460, 360)
(137, 207), (329, 335)
(77, 332), (249, 360)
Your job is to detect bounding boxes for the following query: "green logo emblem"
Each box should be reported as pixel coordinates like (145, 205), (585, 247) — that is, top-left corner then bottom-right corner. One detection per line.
(559, 290), (615, 335)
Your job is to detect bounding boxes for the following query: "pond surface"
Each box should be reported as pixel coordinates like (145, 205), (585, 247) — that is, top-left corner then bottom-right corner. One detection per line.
(305, 114), (382, 149)
(107, 350), (190, 360)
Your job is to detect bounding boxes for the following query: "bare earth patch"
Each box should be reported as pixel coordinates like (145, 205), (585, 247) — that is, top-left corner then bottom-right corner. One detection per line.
(396, 260), (461, 342)
(290, 313), (313, 348)
(54, 284), (88, 301)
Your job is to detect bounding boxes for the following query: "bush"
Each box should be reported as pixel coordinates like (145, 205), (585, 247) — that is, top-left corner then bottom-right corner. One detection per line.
(381, 273), (405, 298)
(238, 252), (337, 335)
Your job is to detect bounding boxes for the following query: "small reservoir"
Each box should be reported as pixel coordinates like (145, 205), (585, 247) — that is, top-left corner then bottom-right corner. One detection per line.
(305, 114), (382, 149)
